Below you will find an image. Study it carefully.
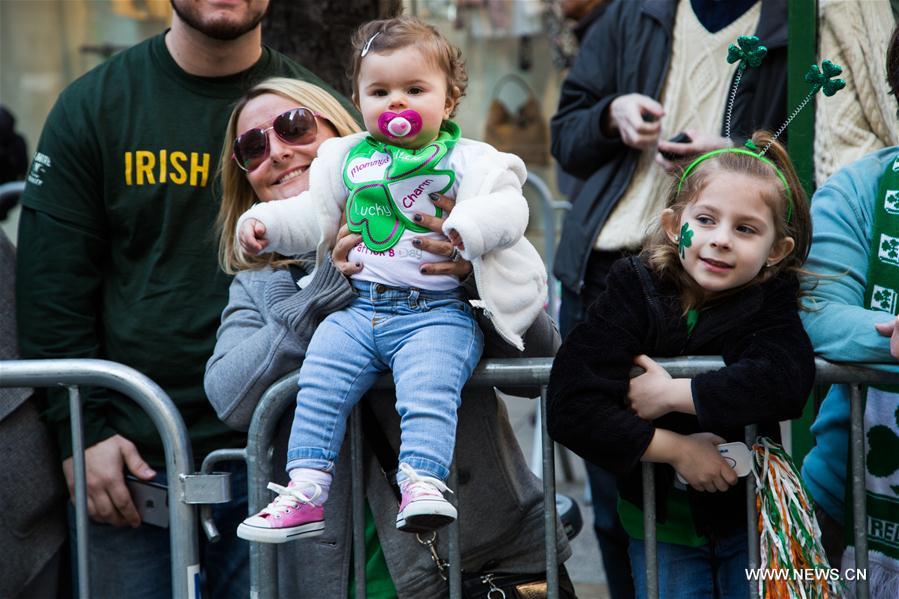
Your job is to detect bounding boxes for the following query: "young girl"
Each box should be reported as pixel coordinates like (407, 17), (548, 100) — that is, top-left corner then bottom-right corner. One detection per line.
(234, 17), (546, 543)
(547, 131), (816, 597)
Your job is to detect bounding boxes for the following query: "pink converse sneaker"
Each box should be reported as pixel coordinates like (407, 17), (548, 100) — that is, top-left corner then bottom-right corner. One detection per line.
(237, 481), (325, 543)
(395, 464), (457, 533)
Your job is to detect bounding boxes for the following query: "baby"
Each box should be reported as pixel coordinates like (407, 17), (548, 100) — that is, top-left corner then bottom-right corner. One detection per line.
(235, 16), (546, 543)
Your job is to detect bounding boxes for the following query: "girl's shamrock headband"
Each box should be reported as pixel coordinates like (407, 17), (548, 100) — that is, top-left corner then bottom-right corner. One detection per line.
(676, 148), (794, 222)
(677, 35), (846, 224)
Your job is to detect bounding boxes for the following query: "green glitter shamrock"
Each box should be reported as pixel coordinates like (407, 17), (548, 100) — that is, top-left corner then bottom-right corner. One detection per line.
(726, 35), (767, 70)
(345, 124), (459, 252)
(678, 222), (693, 259)
(804, 60), (846, 97)
(743, 139), (760, 152)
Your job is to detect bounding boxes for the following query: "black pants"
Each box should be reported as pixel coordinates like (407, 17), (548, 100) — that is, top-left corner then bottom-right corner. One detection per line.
(814, 504), (845, 568)
(558, 249), (634, 337)
(559, 249), (637, 599)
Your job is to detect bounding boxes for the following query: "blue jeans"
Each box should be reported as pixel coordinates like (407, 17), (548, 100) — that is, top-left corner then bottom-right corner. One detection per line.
(628, 533), (749, 599)
(287, 281), (483, 481)
(70, 461), (249, 599)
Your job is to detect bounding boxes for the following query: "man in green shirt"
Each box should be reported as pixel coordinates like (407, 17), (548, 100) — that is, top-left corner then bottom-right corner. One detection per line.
(15, 1), (360, 596)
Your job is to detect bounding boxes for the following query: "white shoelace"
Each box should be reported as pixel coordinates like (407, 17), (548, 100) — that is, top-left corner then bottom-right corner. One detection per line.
(398, 463), (453, 498)
(260, 481), (322, 517)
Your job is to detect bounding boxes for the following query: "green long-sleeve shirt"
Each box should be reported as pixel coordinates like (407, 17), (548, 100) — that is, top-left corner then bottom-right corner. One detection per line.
(15, 32), (350, 468)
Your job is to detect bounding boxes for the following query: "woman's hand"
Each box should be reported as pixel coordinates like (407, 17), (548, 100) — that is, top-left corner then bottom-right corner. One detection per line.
(446, 228), (465, 251)
(332, 222), (364, 276)
(672, 432), (738, 493)
(875, 315), (899, 359)
(238, 218), (269, 255)
(411, 193), (473, 280)
(628, 355), (694, 419)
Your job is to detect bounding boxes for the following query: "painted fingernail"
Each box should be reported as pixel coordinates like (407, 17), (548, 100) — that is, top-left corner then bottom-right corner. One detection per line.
(355, 262), (362, 268)
(413, 214), (422, 222)
(429, 192), (440, 202)
(412, 238), (422, 247)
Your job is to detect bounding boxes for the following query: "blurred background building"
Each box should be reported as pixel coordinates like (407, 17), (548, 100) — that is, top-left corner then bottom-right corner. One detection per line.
(0, 0), (572, 254)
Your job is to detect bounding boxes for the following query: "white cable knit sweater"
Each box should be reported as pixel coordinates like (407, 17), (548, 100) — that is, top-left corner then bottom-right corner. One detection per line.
(237, 132), (547, 350)
(815, 0), (899, 186)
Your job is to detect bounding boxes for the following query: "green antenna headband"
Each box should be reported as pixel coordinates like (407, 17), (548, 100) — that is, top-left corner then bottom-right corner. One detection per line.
(675, 35), (846, 225)
(676, 147), (794, 223)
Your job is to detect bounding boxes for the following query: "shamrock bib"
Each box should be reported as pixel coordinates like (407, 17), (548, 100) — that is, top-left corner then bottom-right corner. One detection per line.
(343, 121), (460, 252)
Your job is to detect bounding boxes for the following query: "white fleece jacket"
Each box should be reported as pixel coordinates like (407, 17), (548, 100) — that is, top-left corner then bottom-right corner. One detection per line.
(237, 132), (547, 349)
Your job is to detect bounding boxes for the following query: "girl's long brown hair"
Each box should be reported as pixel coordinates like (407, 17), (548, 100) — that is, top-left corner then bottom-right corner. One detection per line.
(641, 131), (811, 313)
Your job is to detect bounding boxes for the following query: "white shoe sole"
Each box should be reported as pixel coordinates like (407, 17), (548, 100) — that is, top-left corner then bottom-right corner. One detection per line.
(396, 499), (457, 532)
(237, 520), (325, 544)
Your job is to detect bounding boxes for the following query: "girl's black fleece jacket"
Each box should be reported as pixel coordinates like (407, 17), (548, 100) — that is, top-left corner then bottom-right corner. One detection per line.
(547, 256), (815, 538)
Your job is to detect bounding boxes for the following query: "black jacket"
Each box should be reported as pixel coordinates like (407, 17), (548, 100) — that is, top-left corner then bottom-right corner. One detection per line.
(546, 257), (814, 537)
(550, 0), (789, 294)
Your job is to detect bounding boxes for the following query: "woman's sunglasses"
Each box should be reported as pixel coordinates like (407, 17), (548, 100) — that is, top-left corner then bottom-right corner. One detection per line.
(232, 107), (321, 172)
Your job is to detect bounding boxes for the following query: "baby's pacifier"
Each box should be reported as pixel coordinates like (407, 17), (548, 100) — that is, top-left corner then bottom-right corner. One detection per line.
(378, 110), (423, 139)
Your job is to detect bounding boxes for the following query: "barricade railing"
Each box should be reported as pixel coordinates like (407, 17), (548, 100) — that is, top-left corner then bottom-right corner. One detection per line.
(0, 180), (26, 207)
(636, 356), (888, 599)
(233, 356), (885, 599)
(232, 358), (558, 599)
(524, 171), (571, 318)
(13, 356), (875, 597)
(522, 172), (576, 482)
(0, 358), (230, 599)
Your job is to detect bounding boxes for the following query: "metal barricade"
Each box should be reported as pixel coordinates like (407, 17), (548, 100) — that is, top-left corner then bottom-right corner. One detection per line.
(238, 358), (559, 599)
(0, 358), (229, 599)
(636, 357), (888, 599)
(0, 180), (26, 208)
(2, 355), (880, 596)
(524, 171), (570, 318)
(523, 172), (576, 482)
(212, 355), (881, 598)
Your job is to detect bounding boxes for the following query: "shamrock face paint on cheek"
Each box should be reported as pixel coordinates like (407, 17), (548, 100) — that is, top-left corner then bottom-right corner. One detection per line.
(678, 222), (694, 258)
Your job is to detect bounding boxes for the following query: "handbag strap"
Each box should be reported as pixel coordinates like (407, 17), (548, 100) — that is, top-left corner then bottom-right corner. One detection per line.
(489, 73), (537, 103)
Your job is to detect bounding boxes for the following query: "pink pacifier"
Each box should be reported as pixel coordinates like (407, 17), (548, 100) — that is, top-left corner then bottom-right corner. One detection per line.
(378, 110), (423, 139)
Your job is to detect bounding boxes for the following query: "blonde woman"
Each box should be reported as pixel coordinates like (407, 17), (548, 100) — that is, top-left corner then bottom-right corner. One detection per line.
(204, 77), (572, 598)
